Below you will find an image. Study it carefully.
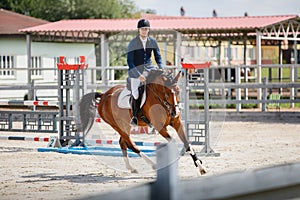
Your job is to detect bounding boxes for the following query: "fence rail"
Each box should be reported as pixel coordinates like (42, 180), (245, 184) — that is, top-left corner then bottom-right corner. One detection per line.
(0, 64), (299, 112)
(84, 143), (300, 200)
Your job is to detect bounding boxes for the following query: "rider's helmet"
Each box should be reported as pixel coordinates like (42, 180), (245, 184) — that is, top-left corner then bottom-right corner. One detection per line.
(137, 19), (150, 29)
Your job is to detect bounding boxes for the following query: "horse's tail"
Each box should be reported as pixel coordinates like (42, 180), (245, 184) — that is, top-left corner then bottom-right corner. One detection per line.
(79, 92), (102, 135)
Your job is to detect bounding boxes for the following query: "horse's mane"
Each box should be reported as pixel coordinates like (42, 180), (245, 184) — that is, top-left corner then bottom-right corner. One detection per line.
(146, 69), (164, 84)
(146, 69), (175, 87)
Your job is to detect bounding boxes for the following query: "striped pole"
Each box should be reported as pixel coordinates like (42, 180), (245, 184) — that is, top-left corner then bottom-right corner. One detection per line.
(86, 139), (162, 147)
(94, 118), (150, 134)
(0, 100), (59, 106)
(0, 136), (164, 147)
(0, 136), (49, 142)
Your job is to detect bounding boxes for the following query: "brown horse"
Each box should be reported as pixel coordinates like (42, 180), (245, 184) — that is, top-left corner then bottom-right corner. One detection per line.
(79, 69), (206, 174)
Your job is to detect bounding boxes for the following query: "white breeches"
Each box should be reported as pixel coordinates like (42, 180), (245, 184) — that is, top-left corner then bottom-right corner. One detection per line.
(130, 71), (148, 100)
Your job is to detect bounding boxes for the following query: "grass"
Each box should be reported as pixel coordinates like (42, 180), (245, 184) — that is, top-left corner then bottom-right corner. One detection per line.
(261, 68), (300, 82)
(190, 103), (300, 109)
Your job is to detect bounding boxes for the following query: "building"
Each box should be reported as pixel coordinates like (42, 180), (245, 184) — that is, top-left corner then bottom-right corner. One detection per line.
(0, 9), (96, 100)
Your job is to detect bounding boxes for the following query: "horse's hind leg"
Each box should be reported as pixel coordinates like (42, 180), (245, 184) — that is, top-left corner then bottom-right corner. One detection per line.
(119, 137), (138, 173)
(120, 135), (155, 172)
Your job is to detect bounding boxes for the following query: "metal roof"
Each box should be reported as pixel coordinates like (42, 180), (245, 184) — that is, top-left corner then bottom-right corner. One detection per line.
(19, 15), (298, 34)
(0, 8), (48, 35)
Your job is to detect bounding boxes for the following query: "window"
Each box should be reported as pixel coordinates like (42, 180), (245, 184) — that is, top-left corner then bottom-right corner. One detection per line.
(232, 47), (238, 60)
(0, 55), (15, 77)
(248, 48), (255, 60)
(224, 48), (228, 58)
(185, 46), (195, 58)
(205, 47), (210, 60)
(31, 56), (42, 77)
(212, 47), (219, 58)
(196, 46), (202, 58)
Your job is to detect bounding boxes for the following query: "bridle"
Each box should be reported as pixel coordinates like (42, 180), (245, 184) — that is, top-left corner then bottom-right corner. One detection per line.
(146, 74), (179, 118)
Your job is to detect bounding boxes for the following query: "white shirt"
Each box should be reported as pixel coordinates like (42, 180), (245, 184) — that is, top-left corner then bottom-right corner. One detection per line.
(139, 36), (147, 50)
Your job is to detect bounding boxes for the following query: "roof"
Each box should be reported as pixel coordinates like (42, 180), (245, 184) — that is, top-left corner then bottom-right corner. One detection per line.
(141, 13), (197, 20)
(0, 8), (48, 35)
(19, 14), (298, 34)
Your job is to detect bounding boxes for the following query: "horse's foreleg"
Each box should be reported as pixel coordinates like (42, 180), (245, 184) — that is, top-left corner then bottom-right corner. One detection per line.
(139, 152), (156, 170)
(171, 117), (207, 175)
(186, 145), (207, 175)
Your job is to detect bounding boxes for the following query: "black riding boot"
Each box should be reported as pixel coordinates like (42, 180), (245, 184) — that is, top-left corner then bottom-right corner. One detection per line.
(130, 97), (141, 126)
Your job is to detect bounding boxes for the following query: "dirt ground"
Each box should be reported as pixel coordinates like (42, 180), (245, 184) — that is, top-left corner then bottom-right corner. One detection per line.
(1, 114), (300, 200)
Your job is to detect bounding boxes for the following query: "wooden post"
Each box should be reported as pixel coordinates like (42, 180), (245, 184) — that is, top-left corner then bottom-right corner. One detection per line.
(290, 64), (295, 108)
(101, 34), (108, 86)
(235, 65), (241, 112)
(256, 30), (262, 109)
(203, 67), (210, 153)
(26, 34), (32, 100)
(262, 77), (267, 112)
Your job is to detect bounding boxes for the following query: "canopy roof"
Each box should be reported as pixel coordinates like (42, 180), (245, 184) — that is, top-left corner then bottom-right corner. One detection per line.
(20, 15), (298, 34)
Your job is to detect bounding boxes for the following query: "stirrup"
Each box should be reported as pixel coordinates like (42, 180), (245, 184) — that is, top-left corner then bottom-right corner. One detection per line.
(140, 116), (153, 128)
(130, 117), (138, 126)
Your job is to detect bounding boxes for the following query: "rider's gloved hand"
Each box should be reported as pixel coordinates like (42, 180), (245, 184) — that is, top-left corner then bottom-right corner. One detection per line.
(138, 74), (146, 82)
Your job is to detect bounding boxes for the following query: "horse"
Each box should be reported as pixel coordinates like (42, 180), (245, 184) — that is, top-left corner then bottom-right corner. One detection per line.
(79, 69), (207, 175)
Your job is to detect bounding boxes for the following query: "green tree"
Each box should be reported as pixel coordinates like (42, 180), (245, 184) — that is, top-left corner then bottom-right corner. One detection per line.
(0, 0), (11, 9)
(2, 0), (139, 21)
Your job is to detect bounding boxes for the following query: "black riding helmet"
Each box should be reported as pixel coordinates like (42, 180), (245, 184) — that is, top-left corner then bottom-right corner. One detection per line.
(137, 19), (150, 28)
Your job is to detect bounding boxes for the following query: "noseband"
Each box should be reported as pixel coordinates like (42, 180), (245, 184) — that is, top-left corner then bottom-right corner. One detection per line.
(162, 89), (179, 117)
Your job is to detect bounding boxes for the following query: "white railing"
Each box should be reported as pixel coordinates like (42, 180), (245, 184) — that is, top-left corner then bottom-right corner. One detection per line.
(0, 64), (299, 111)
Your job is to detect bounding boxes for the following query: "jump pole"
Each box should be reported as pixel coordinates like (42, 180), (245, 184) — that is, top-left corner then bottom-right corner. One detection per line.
(0, 100), (58, 106)
(0, 136), (165, 147)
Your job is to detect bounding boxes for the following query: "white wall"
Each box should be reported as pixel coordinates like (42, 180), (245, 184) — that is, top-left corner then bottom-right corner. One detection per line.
(0, 38), (26, 55)
(32, 42), (95, 58)
(0, 37), (96, 100)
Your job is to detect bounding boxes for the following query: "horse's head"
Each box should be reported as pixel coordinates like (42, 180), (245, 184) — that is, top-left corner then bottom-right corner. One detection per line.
(147, 69), (181, 118)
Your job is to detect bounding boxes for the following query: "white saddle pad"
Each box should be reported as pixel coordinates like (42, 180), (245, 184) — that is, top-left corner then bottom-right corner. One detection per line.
(117, 87), (146, 109)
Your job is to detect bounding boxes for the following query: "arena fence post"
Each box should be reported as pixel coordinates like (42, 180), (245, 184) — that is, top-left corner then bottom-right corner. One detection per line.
(151, 140), (180, 200)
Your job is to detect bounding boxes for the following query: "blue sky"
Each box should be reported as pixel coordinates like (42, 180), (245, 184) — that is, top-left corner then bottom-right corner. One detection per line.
(133, 0), (300, 17)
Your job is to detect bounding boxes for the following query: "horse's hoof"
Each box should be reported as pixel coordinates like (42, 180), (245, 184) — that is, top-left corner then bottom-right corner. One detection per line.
(200, 168), (207, 175)
(131, 169), (138, 173)
(196, 160), (207, 175)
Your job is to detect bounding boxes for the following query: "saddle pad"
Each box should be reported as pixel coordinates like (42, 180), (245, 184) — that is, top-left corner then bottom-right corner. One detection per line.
(117, 87), (146, 109)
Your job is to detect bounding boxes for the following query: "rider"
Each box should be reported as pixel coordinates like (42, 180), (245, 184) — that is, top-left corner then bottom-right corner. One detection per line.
(127, 19), (163, 126)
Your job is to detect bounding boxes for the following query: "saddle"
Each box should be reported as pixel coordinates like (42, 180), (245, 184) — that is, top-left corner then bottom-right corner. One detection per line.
(117, 70), (164, 126)
(119, 69), (164, 109)
(117, 87), (152, 127)
(117, 87), (146, 109)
